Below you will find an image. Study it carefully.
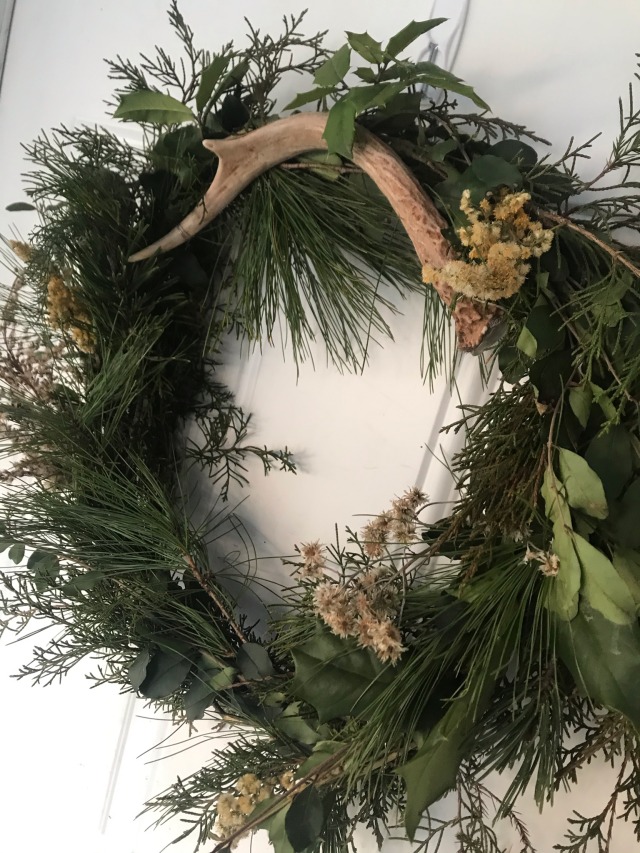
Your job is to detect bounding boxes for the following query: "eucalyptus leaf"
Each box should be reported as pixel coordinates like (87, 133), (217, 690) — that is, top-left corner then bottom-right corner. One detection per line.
(608, 479), (640, 548)
(285, 786), (324, 852)
(6, 201), (36, 212)
(385, 19), (446, 57)
(612, 549), (640, 612)
(139, 648), (192, 699)
(569, 384), (593, 429)
(196, 54), (231, 111)
(314, 44), (351, 87)
(557, 603), (640, 728)
(585, 425), (633, 501)
(263, 801), (294, 853)
(296, 740), (345, 778)
(275, 703), (321, 745)
(547, 523), (581, 620)
(557, 447), (608, 520)
(574, 534), (636, 624)
(114, 90), (196, 125)
(63, 570), (104, 593)
(183, 673), (216, 721)
(590, 382), (618, 422)
(291, 626), (394, 722)
(209, 666), (237, 690)
(128, 648), (152, 690)
(346, 31), (384, 63)
(8, 543), (24, 564)
(516, 325), (537, 359)
(524, 303), (565, 355)
(237, 642), (275, 680)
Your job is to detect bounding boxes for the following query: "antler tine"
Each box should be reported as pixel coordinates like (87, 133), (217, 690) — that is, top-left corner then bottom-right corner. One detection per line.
(128, 113), (500, 350)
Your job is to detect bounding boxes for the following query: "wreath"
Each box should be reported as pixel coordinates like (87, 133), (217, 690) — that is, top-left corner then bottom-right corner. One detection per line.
(2, 6), (640, 852)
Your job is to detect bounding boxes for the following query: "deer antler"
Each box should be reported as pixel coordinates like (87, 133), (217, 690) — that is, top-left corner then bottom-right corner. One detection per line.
(129, 112), (501, 351)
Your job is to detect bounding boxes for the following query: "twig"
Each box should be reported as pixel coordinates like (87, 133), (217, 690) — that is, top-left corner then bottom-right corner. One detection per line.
(536, 207), (640, 280)
(278, 162), (361, 173)
(183, 553), (247, 644)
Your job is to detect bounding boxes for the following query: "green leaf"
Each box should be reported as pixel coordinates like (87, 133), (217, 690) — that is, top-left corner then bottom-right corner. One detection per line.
(263, 801), (294, 853)
(216, 93), (250, 132)
(139, 648), (192, 699)
(428, 138), (458, 162)
(354, 66), (376, 83)
(346, 31), (384, 63)
(275, 703), (321, 745)
(8, 543), (24, 564)
(216, 58), (250, 95)
(524, 303), (565, 355)
(557, 603), (640, 727)
(128, 649), (151, 690)
(196, 55), (231, 111)
(529, 349), (573, 405)
(314, 44), (351, 87)
(585, 425), (633, 502)
(296, 740), (345, 778)
(516, 325), (537, 359)
(397, 674), (495, 840)
(590, 382), (618, 422)
(183, 672), (216, 722)
(237, 642), (275, 680)
(547, 524), (581, 620)
(6, 201), (36, 212)
(386, 19), (446, 57)
(470, 154), (521, 189)
(489, 138), (538, 169)
(285, 86), (336, 110)
(63, 570), (105, 593)
(557, 447), (608, 520)
(291, 626), (394, 722)
(612, 549), (640, 613)
(114, 90), (196, 125)
(322, 98), (357, 158)
(411, 61), (490, 110)
(608, 479), (640, 548)
(296, 151), (343, 182)
(209, 666), (237, 690)
(574, 534), (636, 624)
(285, 787), (324, 852)
(569, 384), (593, 429)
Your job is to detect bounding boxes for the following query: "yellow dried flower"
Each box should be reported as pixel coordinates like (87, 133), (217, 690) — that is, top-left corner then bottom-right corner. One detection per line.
(423, 189), (554, 301)
(279, 770), (296, 791)
(46, 274), (95, 353)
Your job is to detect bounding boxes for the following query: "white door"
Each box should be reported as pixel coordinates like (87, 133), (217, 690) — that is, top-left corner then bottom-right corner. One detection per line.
(0, 2), (638, 852)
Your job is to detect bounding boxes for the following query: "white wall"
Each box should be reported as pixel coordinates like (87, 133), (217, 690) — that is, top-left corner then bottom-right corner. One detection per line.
(0, 2), (639, 853)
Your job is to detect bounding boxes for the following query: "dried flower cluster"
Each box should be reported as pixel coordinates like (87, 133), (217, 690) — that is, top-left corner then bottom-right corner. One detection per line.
(361, 487), (427, 558)
(298, 540), (326, 580)
(524, 545), (560, 577)
(46, 274), (95, 353)
(422, 189), (554, 301)
(213, 773), (273, 844)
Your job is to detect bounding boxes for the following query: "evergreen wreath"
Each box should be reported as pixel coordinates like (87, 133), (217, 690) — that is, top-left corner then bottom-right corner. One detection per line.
(2, 6), (640, 852)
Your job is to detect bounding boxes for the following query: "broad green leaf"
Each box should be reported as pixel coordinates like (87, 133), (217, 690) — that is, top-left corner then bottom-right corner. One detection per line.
(529, 349), (573, 405)
(612, 549), (640, 612)
(346, 30), (384, 63)
(63, 570), (104, 594)
(470, 154), (521, 189)
(216, 58), (250, 95)
(183, 673), (216, 721)
(557, 603), (640, 727)
(354, 66), (376, 83)
(608, 479), (640, 548)
(114, 90), (196, 125)
(285, 787), (324, 851)
(489, 138), (538, 169)
(541, 465), (572, 529)
(209, 666), (237, 690)
(525, 303), (565, 355)
(237, 642), (275, 680)
(547, 524), (581, 620)
(411, 61), (489, 110)
(263, 801), (294, 853)
(296, 151), (343, 182)
(6, 201), (36, 212)
(8, 543), (24, 564)
(574, 534), (636, 624)
(585, 425), (632, 501)
(128, 649), (151, 690)
(397, 673), (495, 840)
(557, 447), (608, 520)
(196, 54), (230, 111)
(428, 138), (457, 162)
(285, 86), (336, 111)
(516, 325), (537, 359)
(386, 19), (446, 57)
(590, 382), (618, 422)
(291, 626), (394, 722)
(275, 703), (321, 745)
(296, 740), (345, 778)
(569, 384), (593, 429)
(139, 648), (192, 699)
(322, 98), (357, 158)
(344, 82), (406, 114)
(314, 44), (351, 87)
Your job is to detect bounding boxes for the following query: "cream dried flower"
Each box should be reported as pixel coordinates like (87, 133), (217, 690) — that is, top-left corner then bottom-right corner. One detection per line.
(298, 539), (326, 580)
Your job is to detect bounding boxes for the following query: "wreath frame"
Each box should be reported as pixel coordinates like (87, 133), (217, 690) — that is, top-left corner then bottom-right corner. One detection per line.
(1, 6), (640, 853)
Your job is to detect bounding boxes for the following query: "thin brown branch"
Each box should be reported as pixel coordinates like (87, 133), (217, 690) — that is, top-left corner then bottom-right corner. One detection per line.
(183, 553), (247, 644)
